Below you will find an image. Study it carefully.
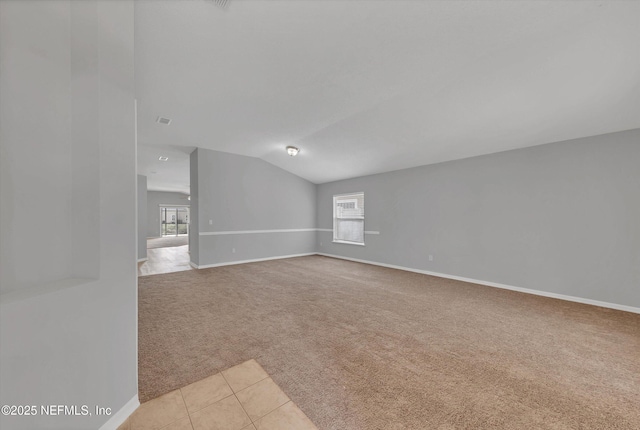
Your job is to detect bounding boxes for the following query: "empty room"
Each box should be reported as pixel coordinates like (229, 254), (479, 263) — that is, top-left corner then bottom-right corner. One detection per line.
(0, 1), (639, 430)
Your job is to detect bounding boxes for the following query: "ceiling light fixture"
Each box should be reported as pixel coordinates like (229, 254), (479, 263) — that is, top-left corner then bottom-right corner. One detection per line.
(159, 156), (169, 161)
(286, 146), (300, 157)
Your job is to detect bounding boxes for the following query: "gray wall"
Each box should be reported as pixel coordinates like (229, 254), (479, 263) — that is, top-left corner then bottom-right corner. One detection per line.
(317, 129), (640, 309)
(138, 175), (148, 260)
(194, 148), (316, 267)
(0, 1), (137, 428)
(146, 190), (190, 238)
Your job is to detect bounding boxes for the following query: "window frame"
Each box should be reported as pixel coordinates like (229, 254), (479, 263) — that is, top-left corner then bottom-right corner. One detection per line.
(332, 192), (365, 246)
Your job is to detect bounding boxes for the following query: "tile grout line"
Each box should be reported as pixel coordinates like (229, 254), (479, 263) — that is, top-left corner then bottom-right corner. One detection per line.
(132, 390), (188, 430)
(152, 390), (192, 430)
(141, 361), (284, 430)
(219, 361), (295, 427)
(234, 374), (270, 396)
(175, 368), (235, 423)
(228, 373), (295, 428)
(184, 391), (237, 416)
(136, 362), (315, 430)
(220, 371), (255, 428)
(179, 388), (196, 430)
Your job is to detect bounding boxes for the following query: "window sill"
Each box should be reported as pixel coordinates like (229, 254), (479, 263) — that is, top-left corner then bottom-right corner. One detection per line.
(332, 240), (365, 246)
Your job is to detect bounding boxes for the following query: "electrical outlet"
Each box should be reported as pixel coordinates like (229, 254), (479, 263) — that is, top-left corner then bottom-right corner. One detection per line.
(428, 254), (433, 261)
(232, 248), (236, 253)
(320, 242), (323, 246)
(209, 219), (213, 225)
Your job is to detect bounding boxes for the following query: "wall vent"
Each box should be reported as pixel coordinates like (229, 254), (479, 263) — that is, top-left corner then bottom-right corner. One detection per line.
(211, 0), (231, 10)
(156, 116), (171, 125)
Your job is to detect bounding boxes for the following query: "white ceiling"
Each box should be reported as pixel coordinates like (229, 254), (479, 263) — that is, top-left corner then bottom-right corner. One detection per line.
(135, 0), (640, 189)
(138, 144), (192, 194)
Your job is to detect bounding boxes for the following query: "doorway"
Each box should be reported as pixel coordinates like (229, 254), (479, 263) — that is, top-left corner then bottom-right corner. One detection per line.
(139, 204), (192, 276)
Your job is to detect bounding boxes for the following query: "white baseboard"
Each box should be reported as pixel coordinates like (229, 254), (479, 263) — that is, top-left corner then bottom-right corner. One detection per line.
(191, 253), (316, 269)
(316, 253), (640, 314)
(98, 394), (139, 430)
(137, 258), (148, 263)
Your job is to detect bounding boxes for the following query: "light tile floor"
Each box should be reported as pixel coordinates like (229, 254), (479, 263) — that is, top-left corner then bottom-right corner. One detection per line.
(118, 359), (317, 430)
(138, 245), (194, 277)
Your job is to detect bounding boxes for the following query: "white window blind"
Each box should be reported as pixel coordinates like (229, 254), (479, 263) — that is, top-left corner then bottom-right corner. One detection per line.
(333, 193), (364, 244)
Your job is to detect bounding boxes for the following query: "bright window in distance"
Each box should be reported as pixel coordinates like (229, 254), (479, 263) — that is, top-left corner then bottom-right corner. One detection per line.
(333, 192), (364, 245)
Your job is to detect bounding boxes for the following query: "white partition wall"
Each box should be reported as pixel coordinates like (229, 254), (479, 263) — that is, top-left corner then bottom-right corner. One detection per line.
(0, 1), (138, 429)
(191, 148), (317, 268)
(138, 175), (148, 262)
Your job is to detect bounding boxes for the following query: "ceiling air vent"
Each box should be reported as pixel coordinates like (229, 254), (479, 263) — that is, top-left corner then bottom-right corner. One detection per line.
(211, 0), (231, 10)
(156, 116), (171, 125)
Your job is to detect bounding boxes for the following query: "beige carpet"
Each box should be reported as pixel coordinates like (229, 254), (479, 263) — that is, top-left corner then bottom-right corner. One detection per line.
(138, 255), (640, 429)
(147, 236), (189, 249)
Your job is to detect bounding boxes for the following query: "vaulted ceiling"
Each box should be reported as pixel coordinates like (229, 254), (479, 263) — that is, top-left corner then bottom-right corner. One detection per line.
(135, 0), (640, 191)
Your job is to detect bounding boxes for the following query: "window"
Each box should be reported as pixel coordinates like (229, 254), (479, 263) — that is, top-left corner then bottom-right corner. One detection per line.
(333, 192), (364, 245)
